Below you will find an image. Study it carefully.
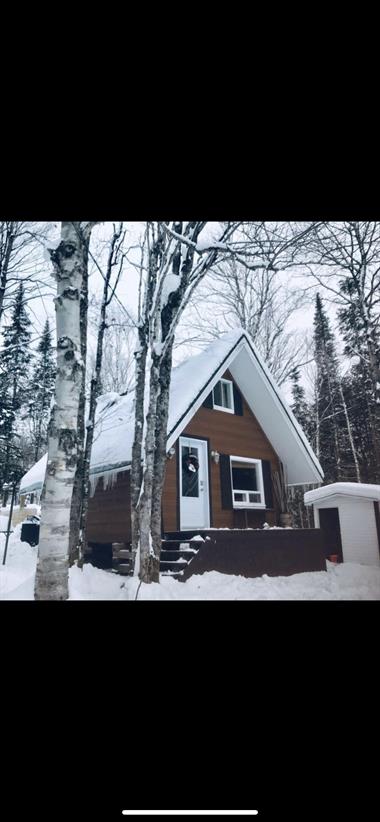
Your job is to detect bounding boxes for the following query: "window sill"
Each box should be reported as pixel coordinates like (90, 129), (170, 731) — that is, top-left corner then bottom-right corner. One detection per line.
(213, 404), (235, 414)
(233, 503), (266, 510)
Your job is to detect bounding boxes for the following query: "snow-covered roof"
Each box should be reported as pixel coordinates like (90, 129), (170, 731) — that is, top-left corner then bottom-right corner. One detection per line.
(19, 453), (48, 495)
(19, 329), (323, 494)
(304, 482), (380, 505)
(165, 329), (324, 485)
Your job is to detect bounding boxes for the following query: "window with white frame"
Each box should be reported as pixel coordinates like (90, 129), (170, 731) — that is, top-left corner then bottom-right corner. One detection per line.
(212, 379), (234, 413)
(230, 456), (265, 508)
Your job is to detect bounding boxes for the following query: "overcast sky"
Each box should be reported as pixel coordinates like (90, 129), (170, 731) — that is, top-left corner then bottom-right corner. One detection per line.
(3, 222), (343, 403)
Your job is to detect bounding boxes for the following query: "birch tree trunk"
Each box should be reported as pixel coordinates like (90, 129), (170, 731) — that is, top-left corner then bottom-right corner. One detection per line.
(131, 224), (165, 569)
(34, 222), (95, 601)
(130, 327), (148, 556)
(137, 350), (162, 582)
(135, 222), (213, 583)
(68, 254), (89, 564)
(150, 343), (174, 557)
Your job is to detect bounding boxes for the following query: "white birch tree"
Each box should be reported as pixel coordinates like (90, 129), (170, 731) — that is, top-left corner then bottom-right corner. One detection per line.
(34, 221), (96, 600)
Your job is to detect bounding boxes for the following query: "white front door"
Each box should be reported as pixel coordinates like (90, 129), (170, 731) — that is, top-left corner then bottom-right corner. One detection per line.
(179, 437), (210, 530)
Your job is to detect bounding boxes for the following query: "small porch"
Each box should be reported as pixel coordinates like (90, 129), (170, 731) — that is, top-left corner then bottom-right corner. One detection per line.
(160, 527), (327, 580)
(87, 525), (326, 581)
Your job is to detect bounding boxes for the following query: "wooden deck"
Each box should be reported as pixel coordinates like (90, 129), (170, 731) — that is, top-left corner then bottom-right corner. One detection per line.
(173, 527), (327, 581)
(87, 527), (327, 581)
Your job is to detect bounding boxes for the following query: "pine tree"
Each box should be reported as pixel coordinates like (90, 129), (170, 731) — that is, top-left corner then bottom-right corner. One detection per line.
(306, 221), (380, 481)
(289, 368), (314, 528)
(0, 282), (32, 497)
(313, 293), (344, 483)
(28, 319), (56, 461)
(290, 367), (311, 437)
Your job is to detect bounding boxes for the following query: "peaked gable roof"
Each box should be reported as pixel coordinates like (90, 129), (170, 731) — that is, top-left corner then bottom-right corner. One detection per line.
(19, 329), (323, 494)
(166, 329), (323, 483)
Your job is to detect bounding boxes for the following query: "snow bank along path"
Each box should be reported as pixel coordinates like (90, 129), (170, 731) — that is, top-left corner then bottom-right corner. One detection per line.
(1, 524), (379, 600)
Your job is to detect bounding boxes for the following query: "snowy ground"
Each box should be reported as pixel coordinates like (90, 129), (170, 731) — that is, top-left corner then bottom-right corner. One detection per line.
(1, 523), (379, 600)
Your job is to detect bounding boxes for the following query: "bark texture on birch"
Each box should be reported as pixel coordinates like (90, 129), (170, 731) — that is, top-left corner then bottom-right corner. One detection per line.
(34, 222), (94, 601)
(150, 344), (174, 557)
(68, 256), (89, 564)
(138, 353), (162, 583)
(130, 332), (147, 556)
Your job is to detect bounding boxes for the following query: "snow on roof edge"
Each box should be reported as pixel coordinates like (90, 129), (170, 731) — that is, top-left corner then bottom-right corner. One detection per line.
(239, 332), (324, 481)
(168, 329), (323, 482)
(304, 482), (380, 505)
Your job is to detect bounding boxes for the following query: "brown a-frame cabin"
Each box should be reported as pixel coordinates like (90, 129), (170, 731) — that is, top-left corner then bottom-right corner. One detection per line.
(20, 331), (324, 576)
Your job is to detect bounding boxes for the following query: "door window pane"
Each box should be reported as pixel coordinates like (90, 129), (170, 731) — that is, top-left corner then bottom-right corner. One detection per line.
(181, 446), (199, 497)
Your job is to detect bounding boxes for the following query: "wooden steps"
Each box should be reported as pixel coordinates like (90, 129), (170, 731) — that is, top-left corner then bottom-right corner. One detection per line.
(112, 543), (136, 575)
(159, 536), (202, 579)
(111, 536), (203, 579)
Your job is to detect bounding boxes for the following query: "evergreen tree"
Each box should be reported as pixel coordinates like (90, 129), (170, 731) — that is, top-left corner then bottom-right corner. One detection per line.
(290, 367), (311, 437)
(306, 221), (380, 481)
(313, 293), (344, 483)
(289, 368), (314, 528)
(0, 282), (32, 496)
(28, 319), (56, 461)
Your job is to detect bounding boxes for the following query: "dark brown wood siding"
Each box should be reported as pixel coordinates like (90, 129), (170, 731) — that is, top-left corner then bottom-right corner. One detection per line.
(162, 369), (281, 530)
(87, 471), (131, 544)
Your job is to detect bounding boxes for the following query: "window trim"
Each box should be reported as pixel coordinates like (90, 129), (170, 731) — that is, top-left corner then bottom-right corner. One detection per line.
(229, 455), (266, 509)
(212, 378), (235, 414)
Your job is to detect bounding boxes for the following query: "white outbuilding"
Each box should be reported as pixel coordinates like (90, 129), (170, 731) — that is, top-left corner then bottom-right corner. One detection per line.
(304, 483), (380, 567)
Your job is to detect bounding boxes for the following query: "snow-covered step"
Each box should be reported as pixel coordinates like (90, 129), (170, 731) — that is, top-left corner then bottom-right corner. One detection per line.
(160, 549), (197, 562)
(160, 560), (188, 573)
(160, 540), (191, 551)
(161, 569), (185, 578)
(159, 534), (201, 577)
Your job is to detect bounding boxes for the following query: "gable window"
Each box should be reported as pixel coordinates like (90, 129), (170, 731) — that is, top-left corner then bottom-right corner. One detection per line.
(212, 379), (234, 413)
(230, 456), (265, 508)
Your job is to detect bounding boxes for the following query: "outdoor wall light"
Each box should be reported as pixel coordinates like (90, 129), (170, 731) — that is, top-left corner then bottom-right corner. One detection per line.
(211, 450), (220, 464)
(167, 447), (176, 459)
